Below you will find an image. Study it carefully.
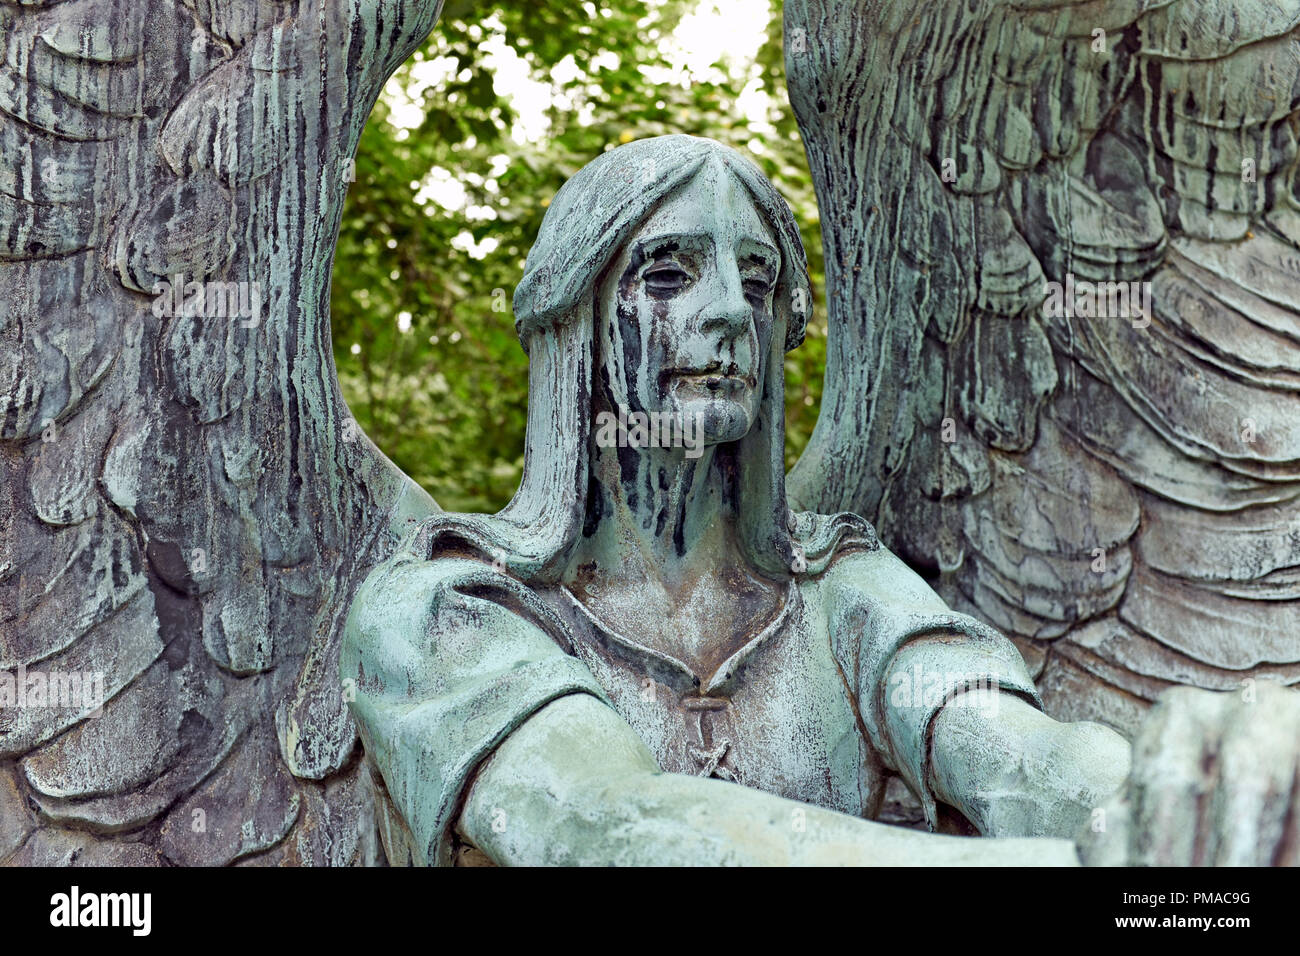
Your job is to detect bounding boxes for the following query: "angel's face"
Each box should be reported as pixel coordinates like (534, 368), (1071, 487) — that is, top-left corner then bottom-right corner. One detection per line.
(595, 162), (778, 448)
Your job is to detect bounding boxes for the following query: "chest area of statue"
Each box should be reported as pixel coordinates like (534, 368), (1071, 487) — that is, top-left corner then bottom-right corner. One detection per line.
(546, 583), (873, 816)
(564, 567), (782, 677)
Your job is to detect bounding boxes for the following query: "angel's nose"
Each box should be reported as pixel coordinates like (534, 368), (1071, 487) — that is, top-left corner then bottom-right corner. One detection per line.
(699, 261), (750, 338)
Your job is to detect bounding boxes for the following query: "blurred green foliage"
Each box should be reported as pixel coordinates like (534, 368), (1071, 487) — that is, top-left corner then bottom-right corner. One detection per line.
(332, 0), (824, 513)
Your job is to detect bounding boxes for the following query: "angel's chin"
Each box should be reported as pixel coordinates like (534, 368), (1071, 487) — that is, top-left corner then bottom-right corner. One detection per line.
(668, 394), (757, 446)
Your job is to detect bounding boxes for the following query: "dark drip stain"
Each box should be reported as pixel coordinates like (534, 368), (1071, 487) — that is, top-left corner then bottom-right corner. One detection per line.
(671, 458), (698, 557)
(582, 471), (609, 538)
(615, 249), (647, 398)
(616, 442), (639, 510)
(642, 462), (655, 529)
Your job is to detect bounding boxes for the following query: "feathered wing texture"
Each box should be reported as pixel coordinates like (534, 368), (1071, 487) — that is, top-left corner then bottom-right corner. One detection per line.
(0, 0), (441, 865)
(785, 0), (1300, 738)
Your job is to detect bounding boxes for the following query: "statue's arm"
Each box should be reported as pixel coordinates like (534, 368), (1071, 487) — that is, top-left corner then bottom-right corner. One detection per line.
(917, 668), (1131, 841)
(888, 616), (1299, 860)
(826, 546), (1128, 840)
(925, 671), (1300, 866)
(457, 692), (1080, 866)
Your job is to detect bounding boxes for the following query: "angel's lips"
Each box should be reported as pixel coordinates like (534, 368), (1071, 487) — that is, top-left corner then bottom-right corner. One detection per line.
(663, 367), (756, 394)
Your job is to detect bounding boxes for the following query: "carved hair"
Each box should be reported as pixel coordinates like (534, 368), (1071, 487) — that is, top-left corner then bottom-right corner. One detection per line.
(413, 135), (875, 583)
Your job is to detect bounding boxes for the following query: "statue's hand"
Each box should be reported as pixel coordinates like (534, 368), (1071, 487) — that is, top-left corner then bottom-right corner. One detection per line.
(1079, 680), (1300, 866)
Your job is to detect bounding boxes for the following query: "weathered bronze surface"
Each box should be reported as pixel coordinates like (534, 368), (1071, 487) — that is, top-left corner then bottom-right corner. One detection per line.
(4, 1), (1300, 867)
(344, 137), (1299, 866)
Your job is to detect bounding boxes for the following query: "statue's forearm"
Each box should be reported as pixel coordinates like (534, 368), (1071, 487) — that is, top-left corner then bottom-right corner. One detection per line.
(458, 694), (1080, 865)
(927, 692), (1131, 841)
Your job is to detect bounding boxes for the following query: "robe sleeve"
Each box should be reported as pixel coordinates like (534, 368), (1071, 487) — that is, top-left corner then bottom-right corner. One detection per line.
(341, 550), (610, 866)
(820, 546), (1042, 830)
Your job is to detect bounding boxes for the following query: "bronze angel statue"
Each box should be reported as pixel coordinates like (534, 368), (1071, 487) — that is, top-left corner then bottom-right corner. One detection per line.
(2, 0), (1299, 868)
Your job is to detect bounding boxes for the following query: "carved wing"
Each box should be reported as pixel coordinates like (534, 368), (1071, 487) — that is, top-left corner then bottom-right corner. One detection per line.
(785, 0), (1300, 735)
(0, 0), (440, 864)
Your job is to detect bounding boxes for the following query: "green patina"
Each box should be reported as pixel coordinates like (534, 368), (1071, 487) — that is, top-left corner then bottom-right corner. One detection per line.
(342, 137), (1130, 866)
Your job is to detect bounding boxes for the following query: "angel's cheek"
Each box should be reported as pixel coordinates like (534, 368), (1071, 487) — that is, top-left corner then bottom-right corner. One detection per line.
(607, 292), (676, 416)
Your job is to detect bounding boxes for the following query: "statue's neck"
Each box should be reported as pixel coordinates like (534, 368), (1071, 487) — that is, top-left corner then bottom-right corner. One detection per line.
(571, 434), (735, 594)
(562, 431), (787, 672)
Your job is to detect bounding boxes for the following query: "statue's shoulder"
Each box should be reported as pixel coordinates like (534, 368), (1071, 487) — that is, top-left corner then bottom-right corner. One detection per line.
(812, 534), (951, 618)
(343, 534), (570, 664)
(342, 551), (493, 652)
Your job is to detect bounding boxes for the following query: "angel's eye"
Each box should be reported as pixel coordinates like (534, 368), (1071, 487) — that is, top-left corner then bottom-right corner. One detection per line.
(742, 277), (773, 304)
(644, 265), (691, 297)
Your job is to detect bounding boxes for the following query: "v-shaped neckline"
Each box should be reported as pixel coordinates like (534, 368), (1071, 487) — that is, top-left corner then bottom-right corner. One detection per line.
(557, 578), (800, 693)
